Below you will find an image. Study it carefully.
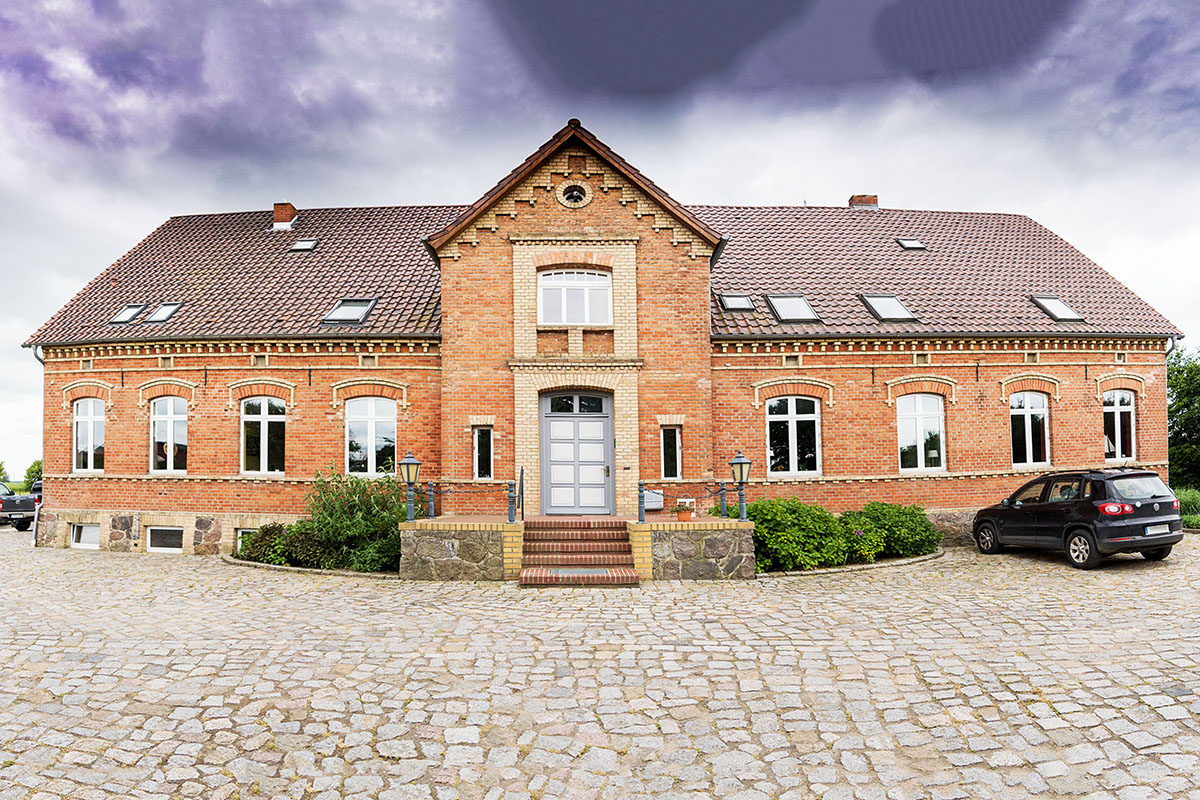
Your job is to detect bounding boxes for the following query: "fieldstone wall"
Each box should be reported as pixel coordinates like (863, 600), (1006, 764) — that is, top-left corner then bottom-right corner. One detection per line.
(398, 521), (507, 581)
(927, 510), (975, 548)
(629, 520), (756, 580)
(108, 515), (133, 552)
(33, 510), (58, 547)
(192, 517), (223, 556)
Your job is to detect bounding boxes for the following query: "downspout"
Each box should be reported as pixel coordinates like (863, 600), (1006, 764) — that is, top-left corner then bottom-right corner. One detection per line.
(32, 345), (44, 365)
(1166, 336), (1178, 357)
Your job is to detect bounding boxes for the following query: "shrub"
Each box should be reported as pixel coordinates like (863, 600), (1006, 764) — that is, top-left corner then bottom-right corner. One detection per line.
(743, 498), (844, 572)
(1175, 487), (1200, 517)
(348, 528), (405, 573)
(855, 502), (941, 558)
(1182, 514), (1200, 530)
(836, 510), (888, 564)
(280, 518), (346, 570)
(238, 522), (288, 566)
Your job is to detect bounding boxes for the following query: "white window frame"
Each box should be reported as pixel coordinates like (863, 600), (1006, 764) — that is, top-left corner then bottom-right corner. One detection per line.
(147, 526), (184, 554)
(71, 523), (100, 550)
(149, 396), (188, 474)
(1103, 389), (1137, 462)
(235, 528), (257, 554)
(145, 302), (182, 323)
(240, 396), (286, 475)
(765, 396), (822, 477)
(897, 393), (946, 473)
(473, 426), (494, 481)
(862, 293), (916, 322)
(73, 398), (105, 473)
(344, 397), (397, 477)
(765, 294), (819, 322)
(1009, 391), (1051, 468)
(537, 270), (612, 326)
(660, 426), (682, 481)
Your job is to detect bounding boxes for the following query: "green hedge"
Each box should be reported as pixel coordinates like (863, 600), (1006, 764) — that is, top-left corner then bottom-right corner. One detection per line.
(1182, 514), (1200, 530)
(1176, 487), (1200, 517)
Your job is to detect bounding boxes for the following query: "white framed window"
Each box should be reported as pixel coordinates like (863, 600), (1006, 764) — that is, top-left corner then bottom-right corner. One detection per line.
(1103, 389), (1136, 461)
(150, 396), (188, 473)
(473, 426), (493, 480)
(765, 295), (819, 322)
(862, 294), (916, 321)
(897, 393), (945, 471)
(109, 303), (145, 323)
(323, 298), (376, 324)
(73, 398), (106, 472)
(346, 397), (397, 476)
(661, 427), (682, 480)
(146, 302), (182, 323)
(71, 524), (100, 550)
(718, 294), (755, 312)
(537, 270), (612, 325)
(241, 396), (286, 474)
(1031, 295), (1084, 322)
(765, 396), (821, 476)
(235, 528), (257, 554)
(147, 526), (184, 553)
(1010, 392), (1050, 467)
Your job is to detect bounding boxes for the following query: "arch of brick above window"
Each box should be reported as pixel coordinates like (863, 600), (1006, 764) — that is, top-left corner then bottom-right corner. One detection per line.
(885, 375), (957, 406)
(137, 377), (199, 409)
(329, 378), (410, 409)
(1094, 372), (1146, 402)
(998, 373), (1060, 404)
(227, 378), (297, 409)
(61, 378), (114, 410)
(751, 377), (835, 409)
(528, 249), (619, 271)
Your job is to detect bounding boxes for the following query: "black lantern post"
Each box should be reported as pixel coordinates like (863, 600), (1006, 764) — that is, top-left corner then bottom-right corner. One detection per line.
(398, 451), (422, 522)
(729, 450), (752, 521)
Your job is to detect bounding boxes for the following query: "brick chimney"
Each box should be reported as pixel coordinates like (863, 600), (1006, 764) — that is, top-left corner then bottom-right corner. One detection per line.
(273, 201), (298, 230)
(849, 194), (878, 210)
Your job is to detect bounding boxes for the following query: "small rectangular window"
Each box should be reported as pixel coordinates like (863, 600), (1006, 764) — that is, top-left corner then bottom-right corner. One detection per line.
(765, 295), (819, 322)
(159, 356), (173, 368)
(473, 427), (493, 480)
(782, 354), (801, 368)
(251, 354), (269, 367)
(71, 524), (100, 550)
(1115, 352), (1127, 363)
(1031, 295), (1084, 322)
(146, 302), (182, 323)
(110, 303), (145, 324)
(359, 354), (378, 367)
(913, 352), (930, 365)
(324, 298), (376, 324)
(290, 238), (318, 252)
(235, 528), (257, 555)
(718, 294), (755, 311)
(862, 294), (915, 321)
(896, 238), (926, 250)
(80, 359), (93, 370)
(1024, 352), (1039, 364)
(147, 527), (184, 553)
(661, 427), (681, 480)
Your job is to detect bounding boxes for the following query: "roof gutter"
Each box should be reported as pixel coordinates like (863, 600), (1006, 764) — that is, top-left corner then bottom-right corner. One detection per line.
(421, 236), (440, 267)
(708, 237), (728, 271)
(27, 331), (443, 349)
(711, 331), (1181, 342)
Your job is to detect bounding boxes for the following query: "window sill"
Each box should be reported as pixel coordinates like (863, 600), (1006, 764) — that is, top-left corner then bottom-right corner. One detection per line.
(536, 325), (615, 332)
(899, 468), (948, 475)
(766, 472), (823, 480)
(239, 472), (288, 480)
(147, 548), (184, 554)
(72, 470), (104, 476)
(150, 470), (188, 477)
(1012, 463), (1051, 471)
(70, 543), (99, 550)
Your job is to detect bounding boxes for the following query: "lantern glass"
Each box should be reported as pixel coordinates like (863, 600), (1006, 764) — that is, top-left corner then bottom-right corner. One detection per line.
(729, 450), (752, 484)
(398, 451), (421, 484)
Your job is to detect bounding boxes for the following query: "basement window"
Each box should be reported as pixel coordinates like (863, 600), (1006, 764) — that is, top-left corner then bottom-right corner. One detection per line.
(290, 238), (318, 252)
(110, 304), (146, 324)
(1031, 295), (1084, 322)
(719, 294), (755, 312)
(897, 238), (926, 250)
(862, 294), (916, 322)
(147, 526), (184, 554)
(766, 295), (819, 322)
(146, 302), (182, 323)
(323, 298), (377, 324)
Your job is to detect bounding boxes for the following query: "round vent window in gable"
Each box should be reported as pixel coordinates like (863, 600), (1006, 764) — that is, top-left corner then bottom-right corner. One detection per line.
(555, 180), (592, 209)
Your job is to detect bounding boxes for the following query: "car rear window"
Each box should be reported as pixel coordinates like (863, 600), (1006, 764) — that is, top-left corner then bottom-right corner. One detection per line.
(1110, 475), (1171, 501)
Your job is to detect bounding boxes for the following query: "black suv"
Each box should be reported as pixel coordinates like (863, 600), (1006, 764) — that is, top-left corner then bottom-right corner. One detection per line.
(973, 469), (1184, 569)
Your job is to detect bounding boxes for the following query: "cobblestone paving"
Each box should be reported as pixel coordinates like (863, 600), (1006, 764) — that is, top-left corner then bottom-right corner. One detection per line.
(0, 530), (1198, 799)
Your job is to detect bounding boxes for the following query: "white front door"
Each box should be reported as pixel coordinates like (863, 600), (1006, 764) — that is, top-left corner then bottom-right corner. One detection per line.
(540, 392), (614, 514)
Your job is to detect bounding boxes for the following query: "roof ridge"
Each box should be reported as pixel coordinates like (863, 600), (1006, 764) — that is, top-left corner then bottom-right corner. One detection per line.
(167, 203), (470, 220)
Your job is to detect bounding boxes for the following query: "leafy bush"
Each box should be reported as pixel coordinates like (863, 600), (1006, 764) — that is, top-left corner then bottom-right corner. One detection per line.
(1175, 487), (1200, 517)
(280, 518), (346, 570)
(348, 528), (405, 573)
(837, 510), (888, 564)
(1182, 514), (1200, 530)
(853, 502), (941, 558)
(745, 498), (843, 572)
(238, 522), (288, 566)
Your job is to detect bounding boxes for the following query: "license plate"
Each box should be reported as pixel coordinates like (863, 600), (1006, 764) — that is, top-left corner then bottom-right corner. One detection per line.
(8, 513), (27, 519)
(1146, 524), (1170, 535)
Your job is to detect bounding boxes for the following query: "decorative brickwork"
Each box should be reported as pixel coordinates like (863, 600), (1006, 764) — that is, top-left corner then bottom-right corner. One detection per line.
(998, 373), (1061, 402)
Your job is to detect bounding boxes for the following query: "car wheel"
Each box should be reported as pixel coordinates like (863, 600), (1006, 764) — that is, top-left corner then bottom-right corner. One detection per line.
(1066, 530), (1101, 570)
(1141, 546), (1172, 561)
(13, 521), (30, 532)
(975, 523), (1002, 554)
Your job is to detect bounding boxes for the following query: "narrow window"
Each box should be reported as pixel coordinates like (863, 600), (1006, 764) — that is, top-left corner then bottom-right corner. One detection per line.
(1103, 389), (1136, 461)
(862, 294), (916, 321)
(1009, 392), (1049, 467)
(661, 427), (682, 480)
(150, 396), (189, 473)
(765, 396), (821, 476)
(345, 397), (397, 476)
(473, 426), (494, 480)
(242, 396), (286, 474)
(73, 398), (105, 472)
(71, 524), (100, 550)
(897, 393), (945, 471)
(147, 526), (184, 553)
(537, 270), (612, 325)
(323, 298), (377, 324)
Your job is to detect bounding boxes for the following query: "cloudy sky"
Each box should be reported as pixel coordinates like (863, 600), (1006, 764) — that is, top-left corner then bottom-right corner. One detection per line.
(1, 0), (1197, 478)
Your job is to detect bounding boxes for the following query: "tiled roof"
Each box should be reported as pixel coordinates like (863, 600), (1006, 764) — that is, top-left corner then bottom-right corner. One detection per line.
(27, 203), (1179, 347)
(694, 205), (1179, 338)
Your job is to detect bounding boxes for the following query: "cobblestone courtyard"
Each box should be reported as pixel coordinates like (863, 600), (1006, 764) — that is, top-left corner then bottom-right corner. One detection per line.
(0, 530), (1197, 799)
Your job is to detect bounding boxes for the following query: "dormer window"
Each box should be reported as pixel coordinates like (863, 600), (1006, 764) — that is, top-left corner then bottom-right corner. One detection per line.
(290, 238), (318, 252)
(538, 270), (612, 325)
(1031, 295), (1084, 322)
(146, 302), (182, 323)
(766, 295), (819, 322)
(110, 304), (145, 324)
(719, 294), (755, 312)
(323, 298), (376, 324)
(862, 294), (916, 322)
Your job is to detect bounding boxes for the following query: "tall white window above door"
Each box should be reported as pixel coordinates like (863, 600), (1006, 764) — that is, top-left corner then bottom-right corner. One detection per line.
(1103, 389), (1136, 461)
(538, 270), (612, 325)
(661, 427), (682, 480)
(766, 396), (821, 476)
(150, 396), (188, 473)
(897, 393), (945, 471)
(346, 397), (397, 476)
(73, 398), (105, 472)
(1009, 392), (1049, 467)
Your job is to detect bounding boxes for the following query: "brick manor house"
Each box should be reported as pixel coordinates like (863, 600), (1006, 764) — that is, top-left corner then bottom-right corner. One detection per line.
(27, 120), (1180, 555)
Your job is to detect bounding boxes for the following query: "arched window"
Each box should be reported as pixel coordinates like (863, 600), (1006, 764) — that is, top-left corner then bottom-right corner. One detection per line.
(73, 398), (105, 472)
(150, 396), (188, 472)
(1103, 389), (1136, 461)
(1009, 391), (1049, 467)
(241, 396), (285, 474)
(537, 270), (612, 325)
(897, 393), (944, 471)
(346, 397), (397, 476)
(766, 396), (821, 475)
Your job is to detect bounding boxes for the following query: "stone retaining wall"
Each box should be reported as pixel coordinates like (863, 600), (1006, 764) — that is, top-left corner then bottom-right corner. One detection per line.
(398, 520), (515, 581)
(927, 510), (976, 548)
(34, 508), (290, 554)
(628, 520), (756, 580)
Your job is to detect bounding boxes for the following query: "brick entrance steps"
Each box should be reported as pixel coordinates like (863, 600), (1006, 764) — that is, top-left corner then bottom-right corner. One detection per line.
(519, 519), (639, 587)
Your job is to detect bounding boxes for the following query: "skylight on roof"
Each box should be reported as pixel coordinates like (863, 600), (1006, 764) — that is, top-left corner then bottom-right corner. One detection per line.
(110, 303), (146, 324)
(1031, 295), (1084, 322)
(766, 295), (820, 322)
(145, 302), (182, 323)
(896, 238), (926, 250)
(862, 294), (916, 321)
(291, 238), (318, 252)
(323, 298), (376, 324)
(719, 294), (755, 311)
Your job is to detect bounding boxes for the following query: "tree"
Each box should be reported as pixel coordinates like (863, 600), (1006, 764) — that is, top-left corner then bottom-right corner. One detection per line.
(0, 461), (8, 483)
(1168, 346), (1200, 489)
(24, 460), (42, 487)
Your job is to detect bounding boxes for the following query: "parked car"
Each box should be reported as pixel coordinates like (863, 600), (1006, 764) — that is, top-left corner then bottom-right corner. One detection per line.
(0, 481), (41, 532)
(973, 469), (1183, 569)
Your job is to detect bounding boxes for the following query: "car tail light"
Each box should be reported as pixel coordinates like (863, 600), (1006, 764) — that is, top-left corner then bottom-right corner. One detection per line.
(1099, 502), (1134, 516)
(1172, 498), (1180, 510)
